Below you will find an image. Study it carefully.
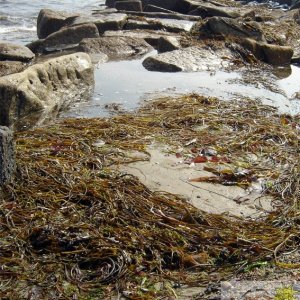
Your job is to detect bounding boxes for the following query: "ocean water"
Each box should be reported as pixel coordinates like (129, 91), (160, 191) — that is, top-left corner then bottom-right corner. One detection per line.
(0, 0), (103, 44)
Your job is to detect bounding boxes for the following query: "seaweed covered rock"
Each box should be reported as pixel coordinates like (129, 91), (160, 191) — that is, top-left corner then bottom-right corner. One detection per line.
(0, 53), (94, 130)
(200, 16), (266, 41)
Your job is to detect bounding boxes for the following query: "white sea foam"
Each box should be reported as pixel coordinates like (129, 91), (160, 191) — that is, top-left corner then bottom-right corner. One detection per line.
(0, 25), (36, 34)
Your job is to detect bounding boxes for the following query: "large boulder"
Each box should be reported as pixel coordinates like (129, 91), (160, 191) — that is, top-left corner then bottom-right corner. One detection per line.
(28, 23), (100, 53)
(0, 53), (94, 130)
(204, 17), (266, 41)
(78, 36), (152, 59)
(37, 9), (79, 39)
(0, 42), (35, 62)
(142, 46), (232, 72)
(241, 38), (293, 65)
(0, 127), (15, 186)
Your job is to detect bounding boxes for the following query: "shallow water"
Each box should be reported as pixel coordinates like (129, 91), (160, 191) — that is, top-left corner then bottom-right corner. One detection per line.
(0, 0), (103, 44)
(63, 53), (300, 118)
(1, 1), (300, 117)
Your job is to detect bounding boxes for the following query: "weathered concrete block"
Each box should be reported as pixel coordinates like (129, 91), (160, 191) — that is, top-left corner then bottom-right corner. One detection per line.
(0, 127), (15, 186)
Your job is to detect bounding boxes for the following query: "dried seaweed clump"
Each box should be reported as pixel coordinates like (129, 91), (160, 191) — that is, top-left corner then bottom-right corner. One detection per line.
(0, 94), (299, 299)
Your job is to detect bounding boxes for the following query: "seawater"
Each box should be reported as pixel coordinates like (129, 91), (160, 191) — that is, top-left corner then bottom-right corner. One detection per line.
(0, 0), (103, 44)
(1, 0), (300, 117)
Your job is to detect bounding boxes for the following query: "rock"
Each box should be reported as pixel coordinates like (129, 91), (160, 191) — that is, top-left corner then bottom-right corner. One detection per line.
(0, 61), (27, 77)
(241, 38), (293, 65)
(71, 13), (128, 34)
(37, 9), (79, 39)
(157, 36), (181, 53)
(205, 17), (266, 41)
(125, 17), (195, 32)
(115, 0), (143, 11)
(119, 10), (201, 21)
(291, 56), (300, 64)
(144, 4), (176, 13)
(105, 0), (117, 7)
(142, 0), (181, 11)
(125, 18), (163, 30)
(28, 23), (100, 53)
(261, 43), (293, 65)
(0, 127), (15, 186)
(189, 4), (241, 19)
(142, 46), (232, 72)
(104, 29), (181, 47)
(290, 0), (300, 9)
(0, 53), (94, 130)
(78, 36), (152, 59)
(0, 42), (35, 62)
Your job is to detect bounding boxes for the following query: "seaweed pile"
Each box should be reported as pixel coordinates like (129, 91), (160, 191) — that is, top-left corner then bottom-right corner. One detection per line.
(0, 95), (299, 299)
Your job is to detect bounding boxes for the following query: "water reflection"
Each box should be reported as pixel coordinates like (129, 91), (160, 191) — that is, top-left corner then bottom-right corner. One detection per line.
(62, 54), (300, 118)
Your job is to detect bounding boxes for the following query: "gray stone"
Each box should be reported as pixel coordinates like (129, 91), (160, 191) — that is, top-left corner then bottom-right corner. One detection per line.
(71, 13), (128, 34)
(144, 4), (177, 13)
(261, 43), (293, 65)
(290, 0), (300, 9)
(116, 10), (201, 21)
(115, 0), (143, 11)
(189, 3), (241, 19)
(0, 53), (94, 130)
(125, 18), (163, 30)
(142, 46), (232, 72)
(29, 23), (100, 53)
(0, 43), (35, 62)
(142, 0), (181, 11)
(0, 127), (15, 186)
(78, 36), (152, 59)
(157, 36), (181, 53)
(0, 61), (26, 77)
(37, 9), (79, 39)
(241, 38), (293, 65)
(125, 17), (195, 33)
(205, 17), (265, 41)
(104, 29), (181, 47)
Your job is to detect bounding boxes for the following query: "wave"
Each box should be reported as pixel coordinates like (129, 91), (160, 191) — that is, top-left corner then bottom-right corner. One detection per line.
(0, 25), (36, 34)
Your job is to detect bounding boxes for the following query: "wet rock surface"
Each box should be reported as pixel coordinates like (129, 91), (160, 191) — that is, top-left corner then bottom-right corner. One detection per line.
(0, 53), (94, 130)
(143, 45), (233, 71)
